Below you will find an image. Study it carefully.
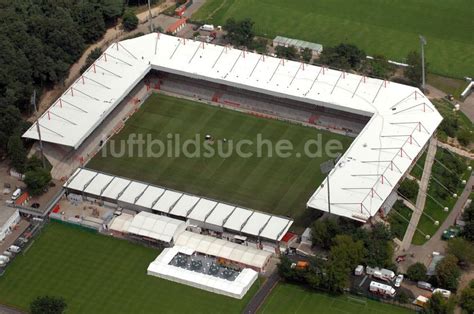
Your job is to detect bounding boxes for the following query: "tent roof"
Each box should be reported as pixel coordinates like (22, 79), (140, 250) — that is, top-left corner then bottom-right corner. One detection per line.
(127, 211), (185, 243)
(51, 33), (442, 222)
(175, 231), (272, 269)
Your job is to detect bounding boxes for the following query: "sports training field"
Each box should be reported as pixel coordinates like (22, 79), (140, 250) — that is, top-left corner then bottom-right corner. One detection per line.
(88, 93), (352, 226)
(259, 283), (413, 314)
(0, 222), (257, 313)
(193, 0), (473, 79)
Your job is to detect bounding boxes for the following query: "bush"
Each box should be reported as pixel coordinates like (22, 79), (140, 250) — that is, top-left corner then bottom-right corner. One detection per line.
(457, 128), (472, 146)
(122, 10), (138, 32)
(406, 262), (428, 282)
(31, 296), (67, 314)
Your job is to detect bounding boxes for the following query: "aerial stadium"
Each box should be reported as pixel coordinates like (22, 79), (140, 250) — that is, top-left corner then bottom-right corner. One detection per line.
(22, 33), (442, 297)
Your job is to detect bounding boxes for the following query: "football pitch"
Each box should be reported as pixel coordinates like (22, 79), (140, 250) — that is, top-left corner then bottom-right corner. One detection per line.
(259, 283), (413, 314)
(88, 93), (352, 227)
(193, 0), (473, 79)
(0, 222), (257, 313)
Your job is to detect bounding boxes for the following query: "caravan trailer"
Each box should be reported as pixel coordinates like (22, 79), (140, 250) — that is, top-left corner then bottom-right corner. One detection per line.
(369, 281), (396, 297)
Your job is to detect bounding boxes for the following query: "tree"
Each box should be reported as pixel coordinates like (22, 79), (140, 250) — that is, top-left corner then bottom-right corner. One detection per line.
(30, 296), (67, 314)
(7, 135), (27, 173)
(462, 201), (474, 241)
(224, 18), (255, 48)
(398, 178), (419, 202)
(319, 43), (366, 70)
(330, 235), (365, 270)
(301, 48), (312, 63)
(101, 0), (125, 23)
(422, 292), (454, 314)
(405, 50), (426, 87)
(311, 218), (341, 249)
(435, 254), (461, 291)
(447, 238), (474, 267)
(406, 262), (428, 282)
(122, 10), (138, 31)
(360, 223), (394, 268)
(275, 45), (300, 61)
(24, 168), (52, 196)
(459, 281), (474, 313)
(73, 1), (106, 43)
(366, 55), (394, 79)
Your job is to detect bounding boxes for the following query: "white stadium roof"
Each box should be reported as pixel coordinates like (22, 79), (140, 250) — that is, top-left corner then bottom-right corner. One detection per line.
(65, 168), (293, 241)
(35, 33), (442, 222)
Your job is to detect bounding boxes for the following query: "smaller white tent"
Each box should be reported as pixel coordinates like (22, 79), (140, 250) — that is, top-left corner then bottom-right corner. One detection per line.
(175, 231), (271, 270)
(115, 212), (186, 244)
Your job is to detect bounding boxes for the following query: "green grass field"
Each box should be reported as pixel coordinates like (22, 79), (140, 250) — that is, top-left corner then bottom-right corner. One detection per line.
(193, 0), (474, 79)
(88, 93), (352, 227)
(412, 148), (473, 245)
(0, 222), (258, 313)
(258, 283), (413, 314)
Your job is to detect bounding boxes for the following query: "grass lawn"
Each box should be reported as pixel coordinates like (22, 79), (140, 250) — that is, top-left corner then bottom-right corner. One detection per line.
(0, 222), (258, 313)
(88, 93), (352, 227)
(388, 201), (412, 240)
(412, 149), (473, 245)
(410, 151), (427, 180)
(193, 0), (474, 79)
(258, 283), (413, 314)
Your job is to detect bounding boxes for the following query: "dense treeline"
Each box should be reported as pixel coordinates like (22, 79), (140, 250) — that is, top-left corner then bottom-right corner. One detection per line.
(0, 0), (124, 112)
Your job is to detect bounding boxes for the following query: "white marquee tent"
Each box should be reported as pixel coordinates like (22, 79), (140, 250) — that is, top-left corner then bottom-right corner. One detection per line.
(147, 247), (258, 299)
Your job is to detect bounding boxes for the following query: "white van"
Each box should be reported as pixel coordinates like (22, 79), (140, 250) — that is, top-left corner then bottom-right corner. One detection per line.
(8, 245), (21, 254)
(11, 188), (22, 200)
(2, 251), (13, 258)
(0, 255), (10, 266)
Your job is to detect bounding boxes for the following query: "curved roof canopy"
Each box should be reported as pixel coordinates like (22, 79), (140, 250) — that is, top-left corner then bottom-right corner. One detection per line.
(28, 33), (442, 221)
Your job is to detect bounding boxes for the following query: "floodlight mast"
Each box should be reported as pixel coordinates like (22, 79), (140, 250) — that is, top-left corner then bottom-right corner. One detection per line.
(148, 0), (154, 33)
(419, 35), (427, 90)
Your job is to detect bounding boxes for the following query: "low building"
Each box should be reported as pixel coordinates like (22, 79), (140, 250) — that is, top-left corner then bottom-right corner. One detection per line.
(273, 36), (323, 57)
(0, 206), (20, 242)
(108, 211), (186, 245)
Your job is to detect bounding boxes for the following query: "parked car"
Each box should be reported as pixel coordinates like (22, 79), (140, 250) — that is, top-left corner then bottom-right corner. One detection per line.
(417, 281), (433, 291)
(442, 227), (460, 240)
(11, 188), (22, 200)
(8, 245), (21, 254)
(2, 251), (13, 258)
(394, 274), (404, 287)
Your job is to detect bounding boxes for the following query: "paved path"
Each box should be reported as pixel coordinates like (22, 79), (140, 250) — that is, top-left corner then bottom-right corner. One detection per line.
(243, 272), (280, 314)
(400, 138), (437, 251)
(426, 83), (474, 123)
(0, 304), (24, 314)
(437, 141), (474, 160)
